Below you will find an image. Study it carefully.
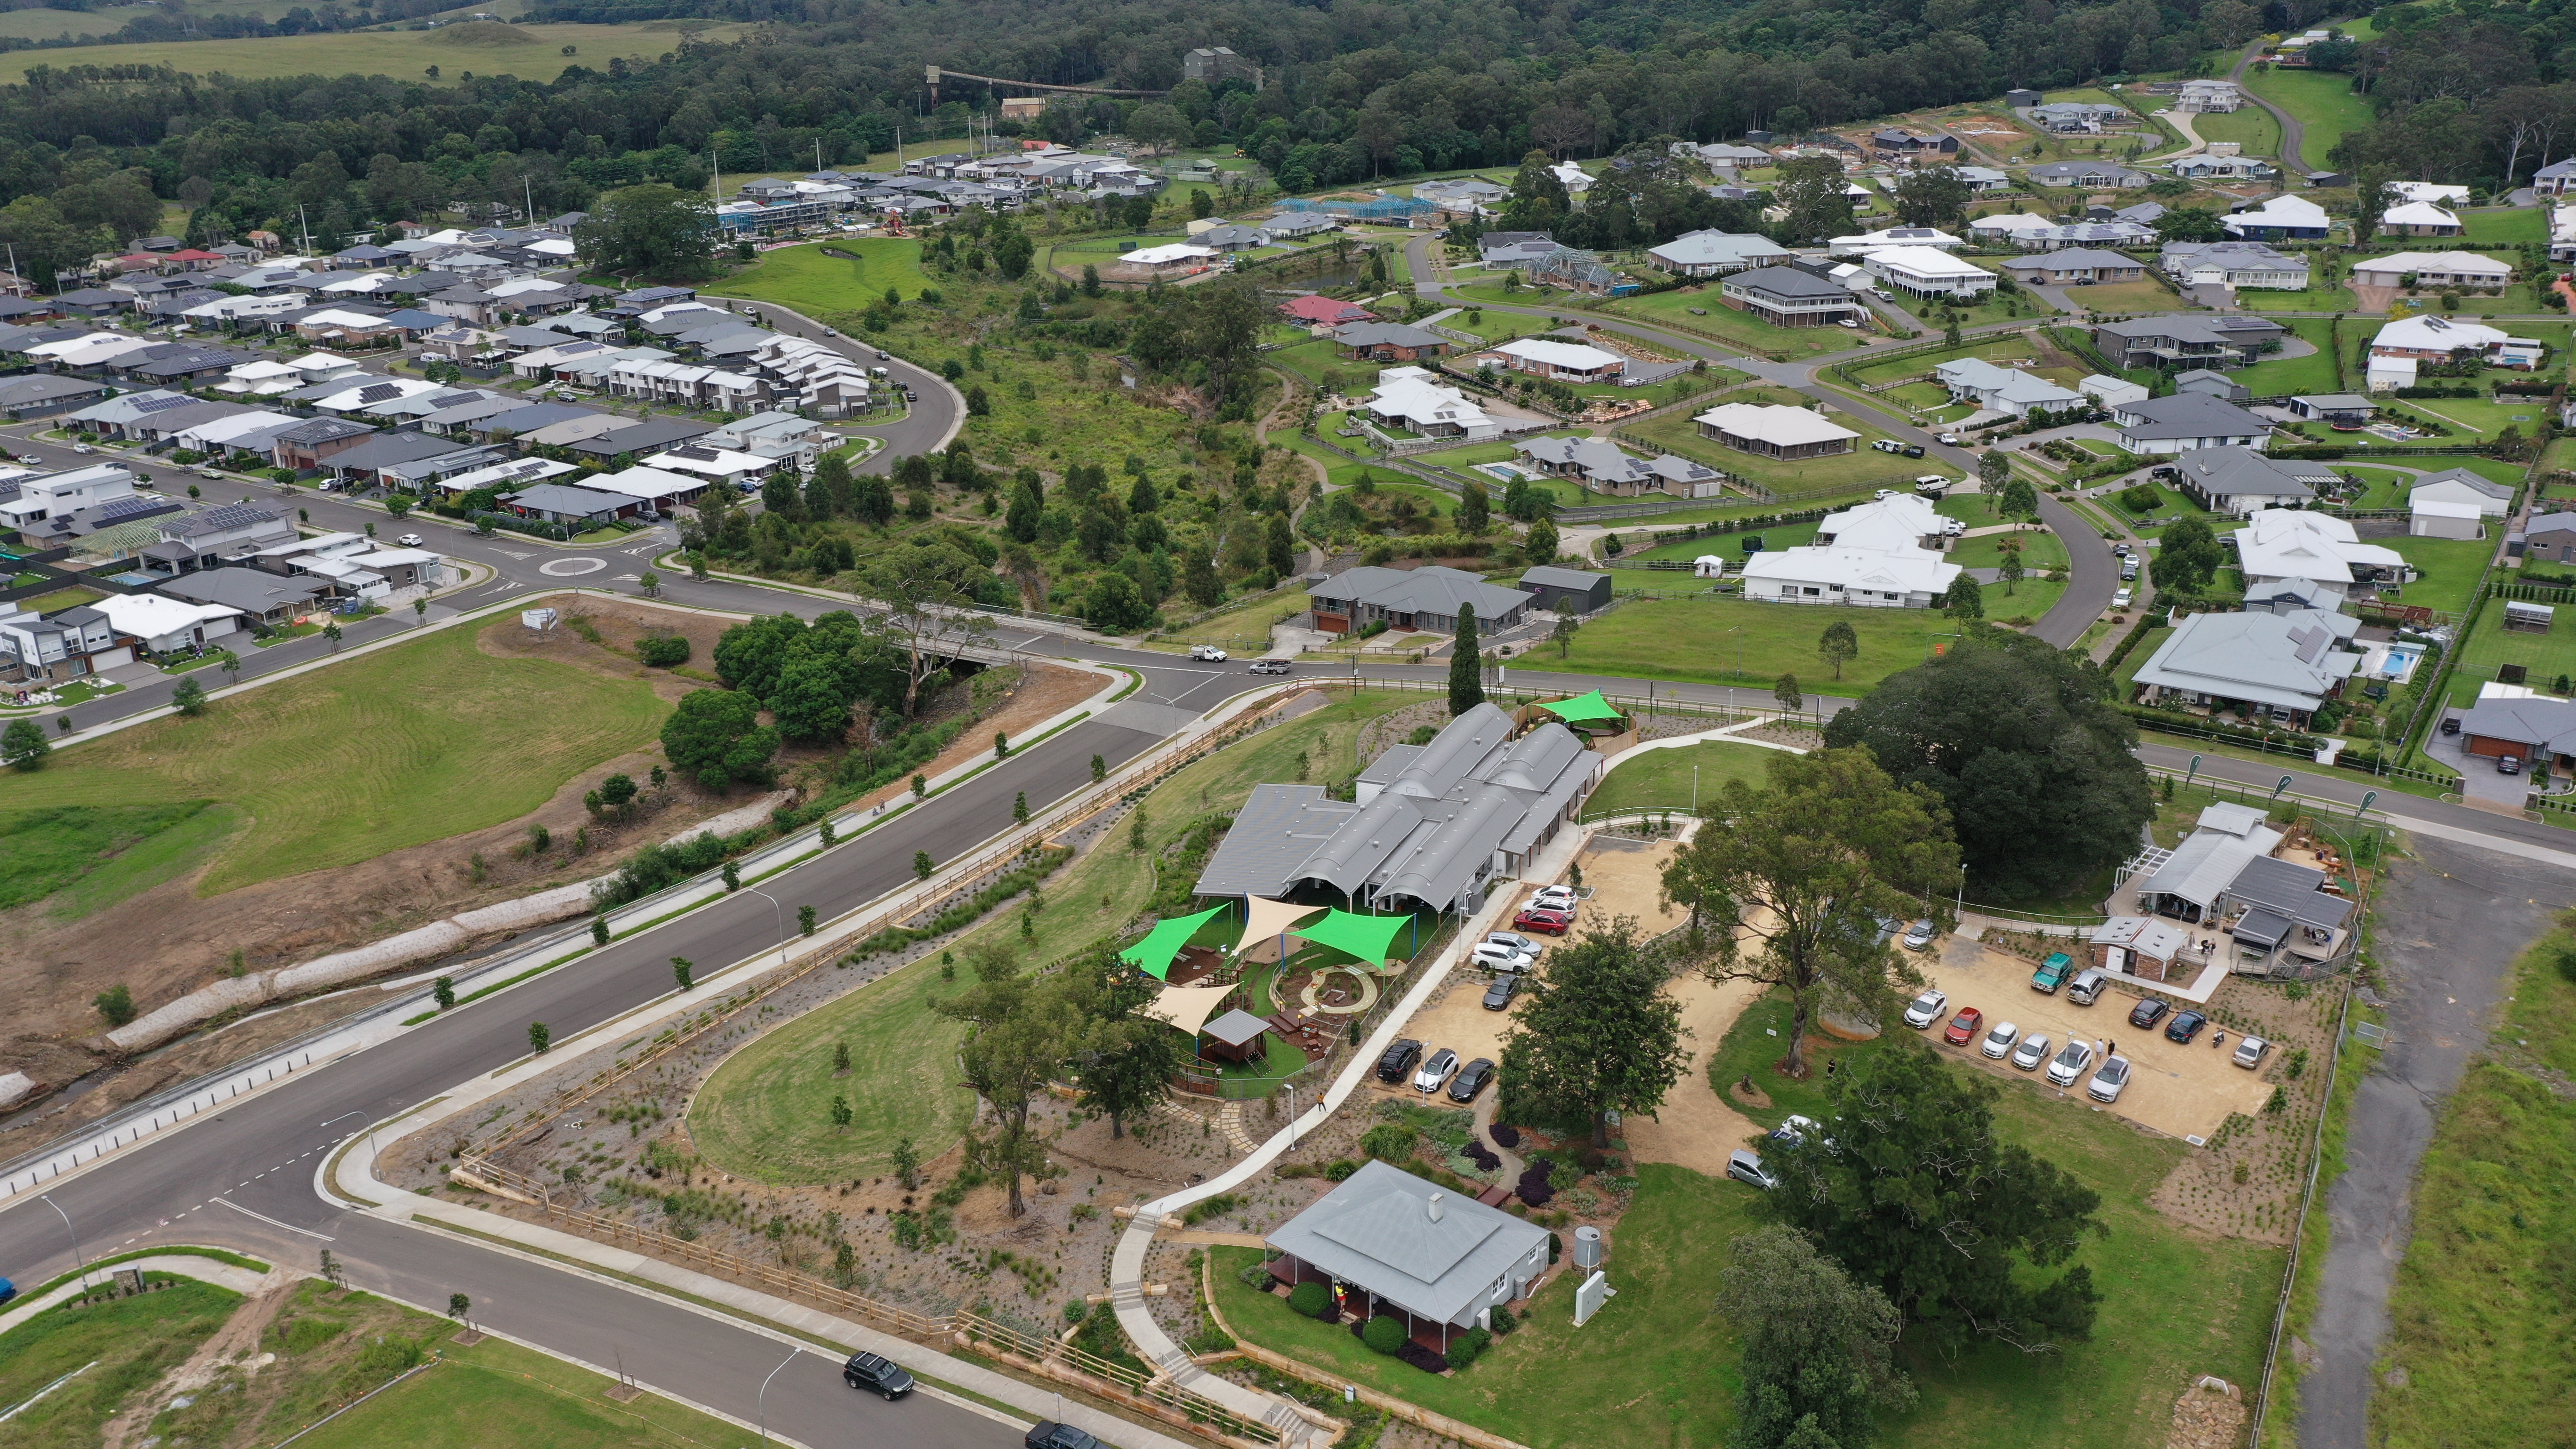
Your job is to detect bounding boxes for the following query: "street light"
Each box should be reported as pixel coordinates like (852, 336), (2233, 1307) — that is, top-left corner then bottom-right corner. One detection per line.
(756, 1348), (799, 1444)
(1953, 862), (1967, 924)
(40, 1194), (86, 1296)
(743, 885), (789, 965)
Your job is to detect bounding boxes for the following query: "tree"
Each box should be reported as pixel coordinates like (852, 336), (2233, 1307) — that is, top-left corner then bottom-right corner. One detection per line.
(4, 718), (48, 771)
(1825, 628), (2153, 902)
(1449, 602), (1485, 716)
(1456, 476), (1490, 534)
(1013, 791), (1030, 825)
(1061, 948), (1184, 1138)
(1525, 517), (1559, 564)
(1996, 541), (2025, 596)
(1658, 749), (1958, 1076)
(528, 1021), (552, 1054)
(660, 688), (780, 790)
(2151, 207), (2226, 244)
(2151, 515), (2226, 596)
(1940, 573), (1984, 619)
(1774, 672), (1803, 714)
(1551, 612), (1580, 658)
(1976, 449), (2010, 492)
(1263, 512), (1296, 577)
(1083, 570), (1153, 633)
(1760, 1043), (2104, 1352)
(1771, 155), (1856, 244)
(322, 621), (342, 653)
(829, 1095), (853, 1132)
(435, 975), (456, 1010)
(1817, 620), (1859, 681)
(769, 654), (858, 743)
(855, 543), (998, 715)
(1125, 102), (1193, 156)
(672, 956), (694, 990)
(1716, 1226), (1915, 1449)
(1996, 475), (2037, 521)
(1500, 150), (1571, 233)
(1496, 918), (1688, 1148)
(448, 1291), (471, 1323)
(170, 676), (208, 716)
(95, 983), (137, 1027)
(1888, 166), (1971, 230)
(934, 943), (1079, 1216)
(2352, 173), (2397, 246)
(574, 185), (719, 278)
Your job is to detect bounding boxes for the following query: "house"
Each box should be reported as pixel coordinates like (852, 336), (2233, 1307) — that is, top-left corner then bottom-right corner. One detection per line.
(1674, 141), (1775, 171)
(2112, 394), (2272, 454)
(2230, 507), (2408, 600)
(324, 431), (482, 489)
(592, 465), (709, 513)
(434, 455), (579, 501)
(136, 502), (295, 574)
(1814, 493), (1961, 552)
(1492, 338), (1625, 384)
(0, 463), (137, 530)
(1517, 566), (1613, 614)
(1868, 128), (1956, 155)
(1279, 295), (1376, 327)
(2129, 608), (2363, 727)
(2030, 102), (2134, 133)
(2161, 443), (2326, 512)
(2161, 240), (2310, 290)
(1361, 369), (1499, 441)
(1114, 243), (1220, 272)
(2522, 511), (2576, 563)
(2077, 374), (2149, 410)
(1860, 247), (1996, 298)
(1934, 356), (2087, 418)
(2174, 369), (2251, 401)
(2452, 693), (2576, 770)
(1413, 178), (1511, 213)
(644, 445), (776, 492)
(2409, 494), (2488, 539)
(0, 373), (110, 420)
(1645, 230), (1794, 277)
(2286, 394), (2375, 424)
(153, 567), (331, 623)
(2379, 201), (2463, 237)
(2224, 195), (2333, 241)
(2025, 161), (2151, 189)
(2124, 803), (2347, 965)
(1308, 566), (1531, 636)
(1513, 437), (1723, 498)
(1261, 210), (1341, 240)
(2176, 79), (2245, 112)
(2348, 251), (2513, 290)
(1720, 266), (1863, 327)
(2168, 153), (2276, 182)
(1187, 224), (1269, 252)
(1528, 246), (1619, 295)
(2092, 314), (2285, 370)
(1694, 402), (1860, 459)
(0, 602), (130, 681)
(1334, 322), (1448, 363)
(271, 417), (378, 471)
(1827, 226), (1965, 257)
(2368, 314), (2528, 364)
(1737, 538), (1962, 609)
(502, 481), (646, 524)
(1997, 248), (2145, 285)
(2408, 468), (2514, 535)
(565, 416), (716, 465)
(1477, 233), (1560, 269)
(1969, 213), (2059, 244)
(2535, 158), (2576, 197)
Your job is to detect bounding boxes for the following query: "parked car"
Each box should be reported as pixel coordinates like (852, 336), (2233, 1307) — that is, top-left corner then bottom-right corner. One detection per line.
(1447, 1057), (1496, 1102)
(2087, 1055), (2133, 1103)
(1413, 1047), (1459, 1094)
(1376, 1038), (1422, 1084)
(2010, 1032), (2051, 1071)
(1901, 918), (1937, 952)
(1902, 989), (1949, 1030)
(72, 443), (93, 454)
(1528, 884), (1578, 911)
(395, 532), (423, 547)
(2499, 754), (2524, 776)
(1726, 1148), (1778, 1190)
(1900, 443), (1926, 459)
(1470, 942), (1535, 974)
(2031, 952), (2072, 993)
(13, 455), (39, 465)
(843, 1351), (914, 1400)
(2128, 998), (2171, 1030)
(1872, 439), (1906, 454)
(1943, 1007), (1985, 1046)
(1769, 1114), (1826, 1147)
(1514, 906), (1573, 935)
(2046, 1039), (2096, 1087)
(2165, 1009), (2208, 1044)
(2067, 968), (2110, 1006)
(1482, 975), (1521, 1011)
(2232, 1035), (2272, 1069)
(1187, 645), (1228, 661)
(1980, 1021), (2020, 1059)
(1027, 1422), (1102, 1449)
(1248, 660), (1292, 675)
(2112, 588), (2133, 609)
(1937, 433), (1961, 445)
(1485, 931), (1542, 957)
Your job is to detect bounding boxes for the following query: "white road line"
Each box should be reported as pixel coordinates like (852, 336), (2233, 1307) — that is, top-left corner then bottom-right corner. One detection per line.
(211, 1196), (334, 1241)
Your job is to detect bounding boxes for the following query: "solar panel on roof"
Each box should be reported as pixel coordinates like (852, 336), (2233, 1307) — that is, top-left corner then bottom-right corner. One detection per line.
(357, 382), (401, 402)
(89, 495), (161, 522)
(132, 393), (198, 414)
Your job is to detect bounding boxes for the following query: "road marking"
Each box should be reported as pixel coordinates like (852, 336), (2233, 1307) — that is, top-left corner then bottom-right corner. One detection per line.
(211, 1196), (333, 1241)
(538, 557), (608, 577)
(494, 549), (535, 559)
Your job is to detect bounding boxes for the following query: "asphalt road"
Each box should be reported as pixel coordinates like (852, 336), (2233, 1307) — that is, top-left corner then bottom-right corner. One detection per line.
(2230, 42), (2313, 175)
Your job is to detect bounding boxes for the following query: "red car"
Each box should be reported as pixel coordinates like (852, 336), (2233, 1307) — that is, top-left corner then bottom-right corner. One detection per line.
(1943, 1007), (1985, 1046)
(1513, 907), (1574, 935)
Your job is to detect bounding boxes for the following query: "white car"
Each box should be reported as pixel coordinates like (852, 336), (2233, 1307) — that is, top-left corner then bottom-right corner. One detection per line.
(1484, 931), (1542, 957)
(1902, 989), (1948, 1030)
(72, 443), (93, 454)
(2232, 1036), (2272, 1070)
(1902, 918), (1938, 952)
(1412, 1047), (1459, 1094)
(1469, 942), (1536, 973)
(2010, 1032), (2051, 1072)
(1187, 645), (1228, 661)
(2112, 588), (2133, 609)
(395, 532), (423, 547)
(17, 454), (42, 465)
(2087, 1055), (2133, 1103)
(1979, 1021), (2020, 1059)
(1528, 884), (1578, 911)
(2046, 1039), (2095, 1087)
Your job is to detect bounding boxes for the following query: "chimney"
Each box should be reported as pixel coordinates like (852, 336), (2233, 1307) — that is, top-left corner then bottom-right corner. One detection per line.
(1426, 1191), (1445, 1223)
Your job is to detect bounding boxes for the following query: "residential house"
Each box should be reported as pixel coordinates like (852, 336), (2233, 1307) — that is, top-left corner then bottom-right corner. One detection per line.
(592, 465), (710, 513)
(0, 373), (110, 420)
(2176, 79), (2245, 112)
(2161, 240), (2310, 290)
(1477, 233), (1560, 269)
(2224, 195), (2333, 241)
(704, 411), (827, 468)
(2369, 314), (2532, 365)
(1813, 493), (1962, 552)
(2012, 221), (2157, 251)
(644, 445), (775, 493)
(1115, 243), (1220, 273)
(1695, 402), (1860, 459)
(434, 455), (579, 501)
(1334, 322), (1449, 363)
(1868, 128), (1957, 155)
(322, 431), (479, 489)
(1518, 566), (1614, 613)
(89, 593), (244, 655)
(2348, 251), (2512, 290)
(1933, 356), (2087, 417)
(1969, 213), (2060, 245)
(2030, 102), (2135, 133)
(153, 567), (331, 624)
(2091, 314), (2286, 370)
(2078, 374), (2149, 409)
(0, 602), (131, 681)
(2168, 153), (2276, 182)
(1279, 295), (1377, 327)
(1645, 230), (1794, 277)
(2451, 693), (2576, 770)
(2534, 158), (2576, 197)
(1361, 369), (1500, 441)
(135, 502), (294, 574)
(2286, 394), (2375, 424)
(1827, 226), (1965, 257)
(1513, 437), (1724, 498)
(308, 377), (448, 418)
(2379, 201), (2463, 237)
(2129, 607), (2363, 726)
(1492, 338), (1625, 383)
(0, 463), (137, 531)
(1997, 248), (2144, 285)
(502, 481), (646, 523)
(1720, 266), (1864, 327)
(2026, 161), (2151, 189)
(1261, 211), (1341, 240)
(2174, 369), (2252, 400)
(2230, 507), (2409, 601)
(271, 417), (378, 471)
(2407, 468), (2513, 543)
(1860, 247), (1996, 298)
(2111, 394), (2272, 454)
(1738, 495), (1963, 608)
(566, 416), (717, 466)
(1307, 566), (1531, 636)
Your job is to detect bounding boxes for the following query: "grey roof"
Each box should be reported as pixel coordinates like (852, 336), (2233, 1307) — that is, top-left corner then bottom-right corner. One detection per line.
(2136, 815), (2285, 910)
(2027, 161), (2149, 183)
(2115, 393), (2270, 440)
(2412, 467), (2512, 500)
(1515, 436), (1719, 489)
(1309, 565), (1530, 624)
(2096, 314), (2285, 347)
(569, 416), (714, 456)
(2525, 510), (2576, 539)
(328, 431), (475, 473)
(2225, 854), (2352, 932)
(2004, 247), (2138, 270)
(2166, 447), (2317, 501)
(0, 374), (109, 405)
(276, 417), (376, 447)
(1264, 1159), (1551, 1327)
(1334, 322), (1447, 349)
(1650, 231), (1793, 267)
(1202, 1009), (1271, 1047)
(1727, 265), (1851, 301)
(1519, 565), (1610, 591)
(2131, 607), (2361, 714)
(163, 502), (285, 540)
(2453, 694), (2576, 754)
(505, 481), (643, 517)
(155, 568), (330, 612)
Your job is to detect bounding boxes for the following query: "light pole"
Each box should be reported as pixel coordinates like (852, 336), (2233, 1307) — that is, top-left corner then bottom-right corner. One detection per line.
(1954, 863), (1967, 924)
(744, 885), (789, 964)
(756, 1348), (798, 1444)
(40, 1194), (86, 1296)
(1692, 764), (1700, 815)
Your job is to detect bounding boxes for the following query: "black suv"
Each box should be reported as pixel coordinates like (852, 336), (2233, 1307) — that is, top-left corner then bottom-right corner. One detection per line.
(1377, 1038), (1423, 1084)
(2128, 998), (2171, 1030)
(1027, 1422), (1102, 1449)
(842, 1351), (914, 1400)
(2165, 1009), (2208, 1045)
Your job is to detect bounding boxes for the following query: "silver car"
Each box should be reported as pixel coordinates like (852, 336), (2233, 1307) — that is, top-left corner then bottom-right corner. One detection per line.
(1902, 989), (1948, 1030)
(1726, 1148), (1777, 1190)
(2046, 1039), (2095, 1087)
(1484, 931), (1542, 957)
(2087, 1055), (2133, 1103)
(1902, 918), (1937, 952)
(2010, 1032), (2051, 1071)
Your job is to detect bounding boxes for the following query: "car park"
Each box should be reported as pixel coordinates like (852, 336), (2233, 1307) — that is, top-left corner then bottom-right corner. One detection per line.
(1485, 931), (1542, 957)
(2046, 1039), (2095, 1087)
(2067, 968), (2109, 1006)
(1481, 975), (1521, 1010)
(2031, 952), (2071, 993)
(1514, 906), (1573, 935)
(843, 1351), (914, 1400)
(2129, 998), (2171, 1030)
(1980, 1021), (2019, 1059)
(2086, 1055), (2133, 1103)
(1447, 1057), (1496, 1102)
(1376, 1038), (1422, 1084)
(1470, 942), (1535, 973)
(1726, 1148), (1778, 1190)
(1187, 645), (1228, 661)
(1027, 1422), (1102, 1449)
(1413, 1047), (1459, 1093)
(2010, 1032), (2051, 1071)
(1902, 989), (1949, 1029)
(2232, 1036), (2271, 1069)
(1248, 659), (1292, 675)
(2165, 1009), (2207, 1044)
(1943, 1007), (1985, 1046)
(1901, 918), (1937, 952)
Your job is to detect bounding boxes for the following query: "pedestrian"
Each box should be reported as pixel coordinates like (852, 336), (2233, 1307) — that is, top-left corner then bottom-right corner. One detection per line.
(2108, 1037), (2118, 1060)
(2093, 1037), (2105, 1063)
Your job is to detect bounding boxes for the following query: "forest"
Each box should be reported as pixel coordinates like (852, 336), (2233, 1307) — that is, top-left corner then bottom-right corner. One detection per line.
(2326, 0), (2576, 189)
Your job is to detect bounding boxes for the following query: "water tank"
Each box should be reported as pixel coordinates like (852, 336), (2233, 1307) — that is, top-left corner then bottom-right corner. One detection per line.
(1572, 1226), (1603, 1271)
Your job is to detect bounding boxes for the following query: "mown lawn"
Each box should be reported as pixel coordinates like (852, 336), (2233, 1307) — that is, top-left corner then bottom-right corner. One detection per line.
(1846, 333), (2034, 386)
(1556, 597), (2015, 697)
(2457, 592), (2576, 688)
(2230, 316), (2345, 396)
(703, 236), (936, 308)
(1586, 740), (1782, 816)
(0, 621), (669, 895)
(1601, 288), (1858, 360)
(2191, 103), (2283, 159)
(1627, 519), (1824, 563)
(2386, 535), (2496, 615)
(2240, 284), (2364, 314)
(2243, 68), (2376, 171)
(2458, 208), (2548, 246)
(1624, 392), (1925, 497)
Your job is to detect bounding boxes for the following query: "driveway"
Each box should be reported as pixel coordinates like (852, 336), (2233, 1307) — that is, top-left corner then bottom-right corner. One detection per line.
(2419, 721), (2532, 810)
(2229, 42), (2311, 172)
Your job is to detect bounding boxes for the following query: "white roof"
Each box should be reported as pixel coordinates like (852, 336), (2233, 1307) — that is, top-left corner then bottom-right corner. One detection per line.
(645, 446), (772, 477)
(2372, 314), (2513, 352)
(91, 593), (241, 641)
(2409, 497), (2487, 522)
(1968, 212), (2057, 234)
(2390, 182), (2472, 204)
(1836, 226), (1964, 249)
(2381, 201), (2462, 229)
(1864, 245), (1992, 279)
(2227, 195), (2331, 232)
(296, 307), (400, 330)
(1367, 372), (1495, 432)
(2230, 508), (2406, 586)
(1119, 243), (1220, 265)
(1495, 337), (1626, 371)
(2365, 355), (2417, 386)
(1739, 544), (1962, 596)
(1818, 493), (1947, 551)
(598, 464), (705, 500)
(2352, 250), (2512, 277)
(442, 456), (578, 493)
(1693, 401), (1861, 449)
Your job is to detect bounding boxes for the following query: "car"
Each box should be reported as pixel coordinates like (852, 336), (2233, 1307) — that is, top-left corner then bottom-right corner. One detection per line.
(2046, 1039), (2096, 1087)
(843, 1350), (914, 1400)
(2232, 1035), (2272, 1069)
(821, 326), (838, 338)
(2112, 588), (2133, 609)
(2010, 1032), (2051, 1071)
(1026, 1421), (1102, 1449)
(1980, 1021), (2020, 1058)
(1726, 1148), (1778, 1190)
(1470, 942), (1535, 974)
(1944, 1007), (1985, 1046)
(1248, 659), (1292, 675)
(1187, 645), (1228, 661)
(2031, 952), (2072, 993)
(874, 348), (890, 360)
(1769, 1114), (1825, 1146)
(1937, 432), (1961, 446)
(2120, 562), (2140, 581)
(1900, 443), (1925, 459)
(1484, 931), (1542, 956)
(2067, 968), (2110, 1006)
(2165, 1009), (2208, 1044)
(2128, 998), (2171, 1030)
(2087, 1055), (2133, 1103)
(1528, 884), (1578, 911)
(2499, 754), (2524, 776)
(197, 467), (222, 479)
(1482, 975), (1521, 1010)
(1514, 906), (1573, 935)
(1376, 1038), (1422, 1084)
(2441, 715), (2463, 736)
(72, 443), (93, 454)
(1836, 317), (1861, 328)
(1902, 989), (1949, 1029)
(395, 532), (423, 547)
(1448, 1057), (1496, 1102)
(1873, 439), (1905, 454)
(1901, 918), (1937, 952)
(1413, 1047), (1459, 1093)
(14, 455), (38, 465)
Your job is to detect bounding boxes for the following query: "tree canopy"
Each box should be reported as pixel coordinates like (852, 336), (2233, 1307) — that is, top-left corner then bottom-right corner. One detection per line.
(1716, 1225), (1915, 1449)
(660, 688), (780, 792)
(2150, 515), (2227, 598)
(573, 184), (717, 279)
(1496, 917), (1689, 1147)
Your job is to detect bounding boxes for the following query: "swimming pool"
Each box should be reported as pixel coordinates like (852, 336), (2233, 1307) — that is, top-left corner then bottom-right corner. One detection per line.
(2363, 643), (2425, 684)
(1474, 462), (1532, 483)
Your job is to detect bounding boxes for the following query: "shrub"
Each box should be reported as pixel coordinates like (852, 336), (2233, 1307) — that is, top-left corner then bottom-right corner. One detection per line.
(1487, 1123), (1520, 1149)
(1516, 1160), (1556, 1207)
(1360, 1315), (1407, 1354)
(637, 635), (691, 667)
(1322, 1159), (1360, 1181)
(1289, 1281), (1333, 1319)
(1444, 1327), (1491, 1370)
(1488, 1304), (1517, 1336)
(1358, 1122), (1417, 1162)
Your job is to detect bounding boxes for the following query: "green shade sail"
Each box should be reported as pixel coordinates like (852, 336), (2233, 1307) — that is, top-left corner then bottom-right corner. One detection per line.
(1537, 690), (1624, 726)
(1294, 909), (1413, 969)
(1121, 904), (1230, 980)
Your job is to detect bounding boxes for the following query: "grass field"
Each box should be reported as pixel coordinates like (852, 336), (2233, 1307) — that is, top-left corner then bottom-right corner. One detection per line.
(2191, 103), (2284, 159)
(1149, 588), (1311, 655)
(0, 1277), (241, 1446)
(689, 690), (1421, 1182)
(1625, 392), (1922, 495)
(2372, 931), (2576, 1446)
(0, 621), (668, 895)
(2386, 535), (2495, 615)
(2459, 208), (2548, 246)
(2239, 283), (2364, 314)
(1557, 596), (2019, 697)
(1586, 740), (1781, 816)
(1601, 289), (1858, 360)
(1950, 524), (2069, 572)
(2230, 316), (2345, 395)
(702, 237), (935, 310)
(2060, 279), (2183, 314)
(1846, 333), (2032, 386)
(1627, 519), (1824, 563)
(2457, 589), (2576, 687)
(0, 18), (742, 84)
(2333, 465), (2416, 510)
(2244, 69), (2376, 171)
(287, 1336), (757, 1449)
(20, 585), (102, 614)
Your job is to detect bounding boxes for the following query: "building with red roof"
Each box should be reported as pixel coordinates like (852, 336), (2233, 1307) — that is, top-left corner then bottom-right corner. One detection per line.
(1278, 294), (1378, 327)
